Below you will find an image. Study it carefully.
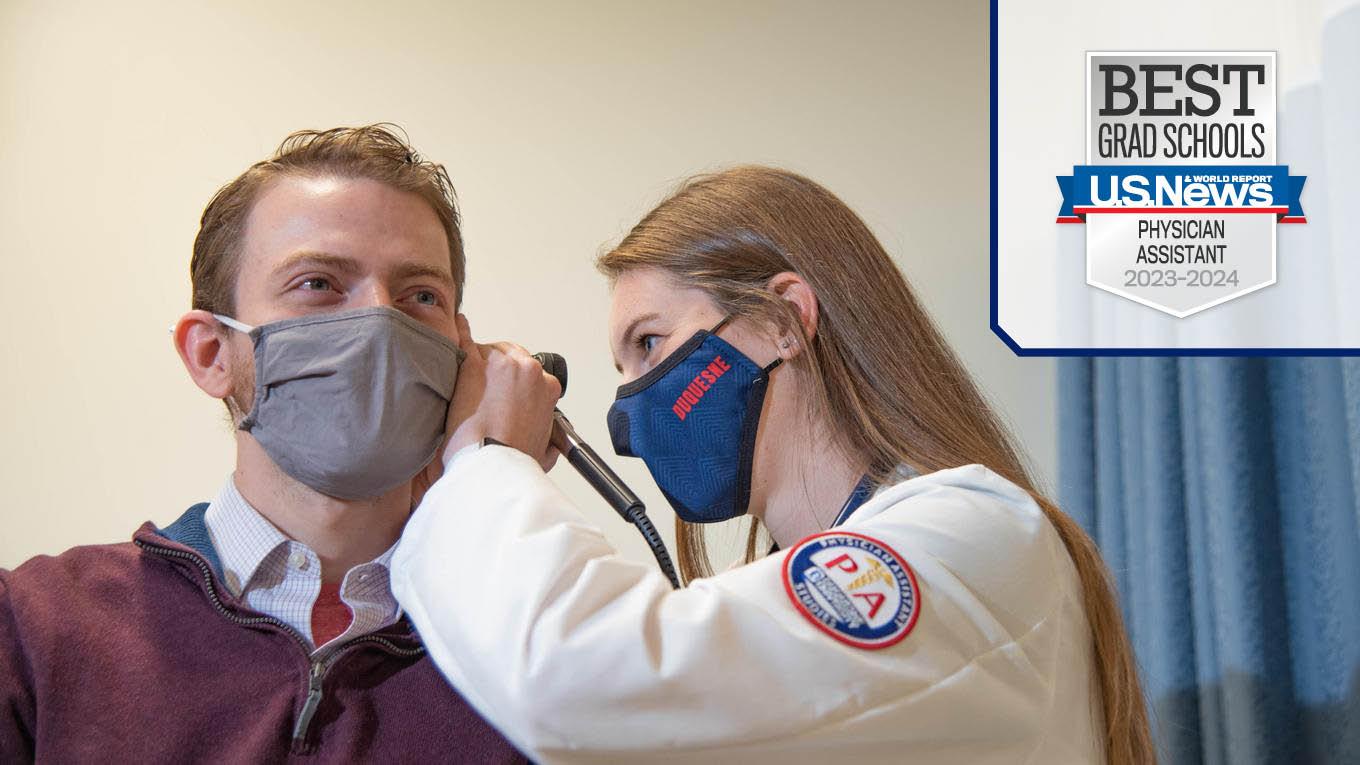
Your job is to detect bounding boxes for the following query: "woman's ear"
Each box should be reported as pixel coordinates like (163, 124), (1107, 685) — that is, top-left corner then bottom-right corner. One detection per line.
(174, 309), (237, 400)
(766, 271), (818, 360)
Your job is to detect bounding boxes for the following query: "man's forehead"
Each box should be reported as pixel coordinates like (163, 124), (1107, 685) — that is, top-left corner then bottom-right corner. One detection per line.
(245, 175), (439, 235)
(239, 176), (453, 276)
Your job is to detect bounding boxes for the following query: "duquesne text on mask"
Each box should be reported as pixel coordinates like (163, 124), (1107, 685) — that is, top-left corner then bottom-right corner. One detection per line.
(672, 355), (732, 421)
(608, 321), (779, 523)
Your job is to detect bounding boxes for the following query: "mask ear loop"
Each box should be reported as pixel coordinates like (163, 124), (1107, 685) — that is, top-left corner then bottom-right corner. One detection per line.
(212, 314), (255, 334)
(212, 314), (258, 430)
(710, 315), (784, 373)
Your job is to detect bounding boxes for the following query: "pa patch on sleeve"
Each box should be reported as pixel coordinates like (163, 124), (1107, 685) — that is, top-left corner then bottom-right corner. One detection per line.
(782, 531), (921, 650)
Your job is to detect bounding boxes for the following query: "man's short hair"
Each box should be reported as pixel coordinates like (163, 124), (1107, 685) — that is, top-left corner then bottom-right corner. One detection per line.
(191, 124), (464, 315)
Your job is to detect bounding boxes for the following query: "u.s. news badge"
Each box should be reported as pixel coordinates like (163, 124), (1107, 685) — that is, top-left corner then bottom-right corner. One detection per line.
(1057, 52), (1306, 317)
(782, 531), (921, 650)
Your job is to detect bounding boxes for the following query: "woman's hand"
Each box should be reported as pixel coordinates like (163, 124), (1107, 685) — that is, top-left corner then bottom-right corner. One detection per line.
(411, 314), (562, 508)
(445, 312), (562, 459)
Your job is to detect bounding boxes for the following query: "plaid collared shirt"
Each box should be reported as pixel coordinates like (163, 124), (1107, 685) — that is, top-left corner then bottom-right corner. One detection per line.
(202, 476), (401, 655)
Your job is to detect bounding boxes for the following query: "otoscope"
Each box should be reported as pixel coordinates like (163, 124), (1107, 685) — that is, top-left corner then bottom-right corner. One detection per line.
(532, 353), (682, 589)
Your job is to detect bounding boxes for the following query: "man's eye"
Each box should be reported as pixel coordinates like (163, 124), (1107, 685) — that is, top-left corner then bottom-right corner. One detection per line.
(638, 334), (661, 354)
(413, 290), (439, 306)
(299, 277), (334, 292)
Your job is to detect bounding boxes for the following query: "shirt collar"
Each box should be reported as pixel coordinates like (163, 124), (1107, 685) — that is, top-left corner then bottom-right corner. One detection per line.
(203, 475), (293, 597)
(202, 475), (400, 597)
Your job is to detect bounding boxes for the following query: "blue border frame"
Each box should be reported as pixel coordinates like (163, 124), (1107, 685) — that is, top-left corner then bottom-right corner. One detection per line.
(988, 0), (1358, 357)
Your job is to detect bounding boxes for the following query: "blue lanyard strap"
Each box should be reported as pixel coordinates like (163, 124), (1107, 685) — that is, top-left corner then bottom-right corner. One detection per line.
(768, 474), (877, 554)
(830, 474), (876, 528)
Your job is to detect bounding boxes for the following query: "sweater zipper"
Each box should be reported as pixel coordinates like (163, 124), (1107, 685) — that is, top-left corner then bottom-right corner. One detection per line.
(135, 539), (426, 751)
(291, 634), (425, 748)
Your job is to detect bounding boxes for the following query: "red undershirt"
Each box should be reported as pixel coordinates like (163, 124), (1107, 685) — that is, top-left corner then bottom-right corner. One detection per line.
(311, 582), (353, 647)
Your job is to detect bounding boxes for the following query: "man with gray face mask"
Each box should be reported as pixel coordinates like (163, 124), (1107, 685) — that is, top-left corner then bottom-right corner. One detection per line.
(0, 125), (550, 761)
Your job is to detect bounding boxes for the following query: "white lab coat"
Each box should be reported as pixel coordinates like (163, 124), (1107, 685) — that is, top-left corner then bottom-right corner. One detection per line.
(391, 445), (1103, 764)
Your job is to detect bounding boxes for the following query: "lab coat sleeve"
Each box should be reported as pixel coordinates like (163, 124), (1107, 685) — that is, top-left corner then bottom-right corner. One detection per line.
(392, 445), (1072, 763)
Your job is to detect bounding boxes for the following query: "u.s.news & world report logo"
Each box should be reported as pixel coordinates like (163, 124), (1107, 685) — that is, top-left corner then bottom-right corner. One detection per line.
(1057, 52), (1306, 317)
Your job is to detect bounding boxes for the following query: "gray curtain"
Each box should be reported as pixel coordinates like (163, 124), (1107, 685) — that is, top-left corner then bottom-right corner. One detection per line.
(1058, 356), (1360, 763)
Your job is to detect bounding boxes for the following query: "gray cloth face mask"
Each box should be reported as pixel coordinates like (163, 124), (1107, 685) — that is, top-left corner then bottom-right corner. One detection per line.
(214, 306), (466, 500)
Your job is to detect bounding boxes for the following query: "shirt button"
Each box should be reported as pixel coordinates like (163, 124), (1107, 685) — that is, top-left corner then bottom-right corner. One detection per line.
(358, 573), (370, 582)
(289, 551), (307, 570)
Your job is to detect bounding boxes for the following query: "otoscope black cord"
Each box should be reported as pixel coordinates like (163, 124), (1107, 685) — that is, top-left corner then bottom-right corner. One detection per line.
(626, 505), (681, 589)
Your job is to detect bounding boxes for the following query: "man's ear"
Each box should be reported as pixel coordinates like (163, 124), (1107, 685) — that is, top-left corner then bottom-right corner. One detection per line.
(174, 310), (237, 400)
(766, 272), (819, 360)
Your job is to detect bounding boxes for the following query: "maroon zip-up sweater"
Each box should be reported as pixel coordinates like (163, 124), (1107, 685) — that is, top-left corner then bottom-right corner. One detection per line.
(0, 503), (527, 763)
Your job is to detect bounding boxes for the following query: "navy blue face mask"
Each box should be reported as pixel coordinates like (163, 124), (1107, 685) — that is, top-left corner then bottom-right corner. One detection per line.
(607, 318), (782, 523)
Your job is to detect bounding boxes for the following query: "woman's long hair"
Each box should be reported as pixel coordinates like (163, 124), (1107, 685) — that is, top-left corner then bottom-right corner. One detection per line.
(597, 166), (1154, 765)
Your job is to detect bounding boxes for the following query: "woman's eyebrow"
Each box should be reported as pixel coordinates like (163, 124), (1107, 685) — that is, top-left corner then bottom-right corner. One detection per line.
(613, 312), (661, 371)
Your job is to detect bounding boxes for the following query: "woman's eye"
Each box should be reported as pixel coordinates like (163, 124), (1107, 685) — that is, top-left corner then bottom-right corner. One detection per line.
(639, 334), (661, 354)
(299, 277), (334, 292)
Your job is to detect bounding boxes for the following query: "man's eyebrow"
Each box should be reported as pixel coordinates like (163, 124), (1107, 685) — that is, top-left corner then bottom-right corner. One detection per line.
(270, 251), (362, 279)
(613, 312), (661, 372)
(270, 252), (455, 289)
(391, 262), (456, 286)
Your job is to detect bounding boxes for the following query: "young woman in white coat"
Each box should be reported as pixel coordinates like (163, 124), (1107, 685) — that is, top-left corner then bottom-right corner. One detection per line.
(392, 166), (1155, 764)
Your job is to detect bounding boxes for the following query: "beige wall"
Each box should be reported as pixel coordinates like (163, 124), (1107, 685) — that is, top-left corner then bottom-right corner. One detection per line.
(0, 0), (1054, 569)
